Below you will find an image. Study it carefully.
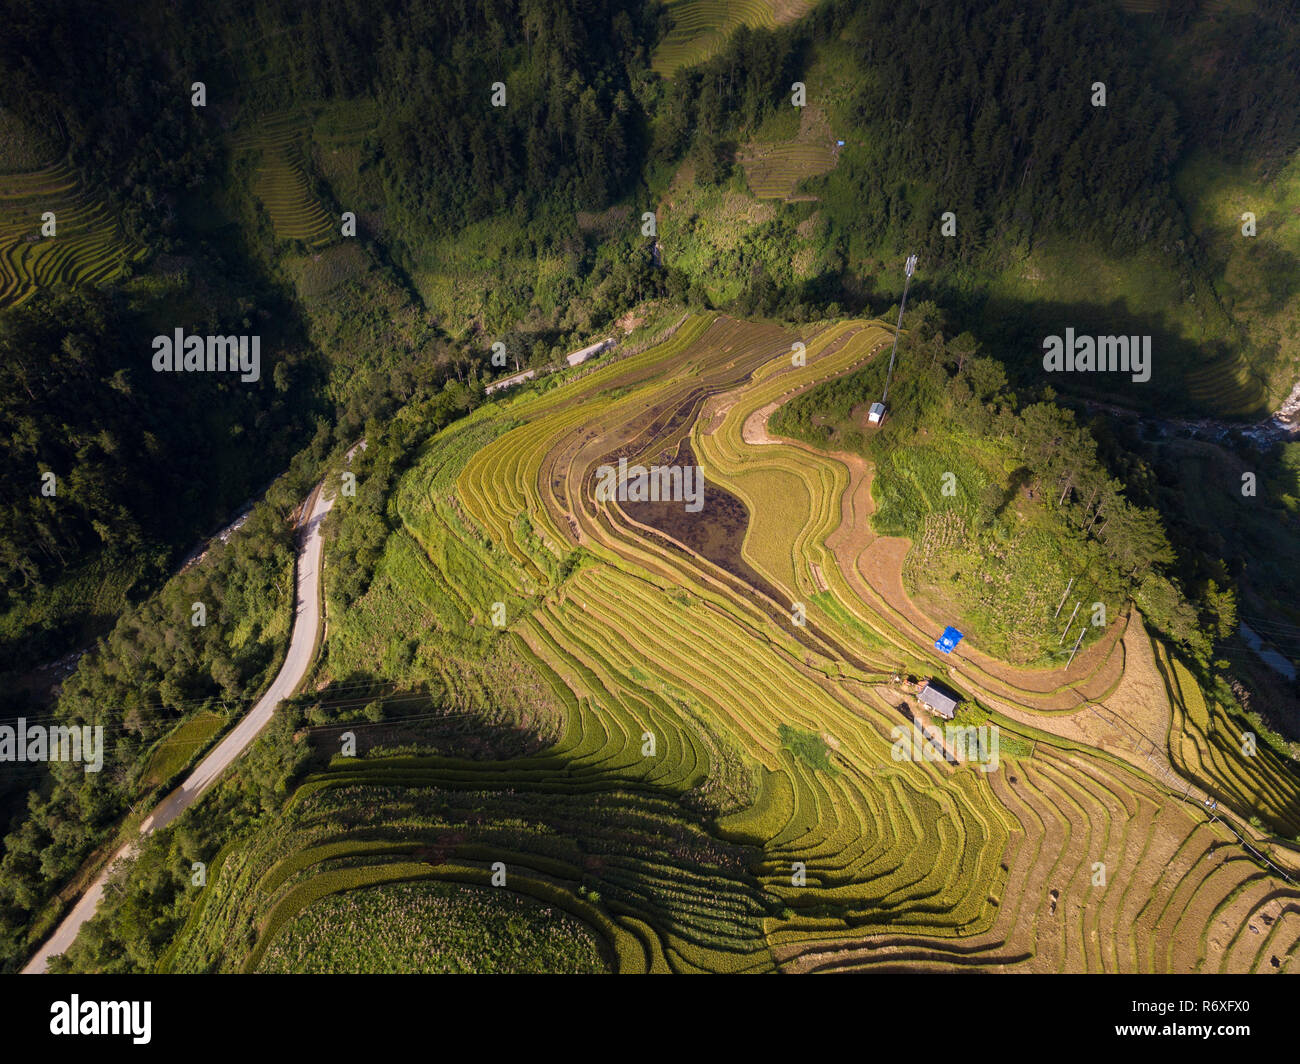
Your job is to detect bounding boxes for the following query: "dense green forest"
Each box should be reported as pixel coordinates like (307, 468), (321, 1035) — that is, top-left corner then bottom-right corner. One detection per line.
(0, 290), (321, 670)
(655, 0), (1186, 265)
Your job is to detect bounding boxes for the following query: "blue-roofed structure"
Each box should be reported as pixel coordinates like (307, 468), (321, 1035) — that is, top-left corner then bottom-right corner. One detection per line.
(935, 626), (963, 654)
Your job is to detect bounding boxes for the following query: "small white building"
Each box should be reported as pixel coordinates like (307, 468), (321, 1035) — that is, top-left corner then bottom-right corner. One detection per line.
(867, 401), (885, 424)
(485, 368), (537, 395)
(566, 338), (615, 367)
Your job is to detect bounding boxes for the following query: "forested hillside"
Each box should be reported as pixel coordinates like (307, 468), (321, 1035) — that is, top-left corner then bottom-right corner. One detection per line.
(0, 291), (320, 669)
(4, 0), (1299, 677)
(653, 0), (1186, 265)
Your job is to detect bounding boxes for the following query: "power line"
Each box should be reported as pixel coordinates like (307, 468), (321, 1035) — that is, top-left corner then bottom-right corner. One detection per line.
(2, 675), (425, 727)
(0, 707), (508, 784)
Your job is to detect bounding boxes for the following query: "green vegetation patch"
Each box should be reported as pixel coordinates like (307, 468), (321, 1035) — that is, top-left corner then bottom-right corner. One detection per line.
(778, 723), (838, 775)
(257, 879), (610, 973)
(771, 312), (1215, 664)
(138, 711), (227, 790)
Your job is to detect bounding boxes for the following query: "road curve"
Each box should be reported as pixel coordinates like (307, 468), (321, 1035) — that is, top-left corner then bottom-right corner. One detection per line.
(22, 481), (335, 973)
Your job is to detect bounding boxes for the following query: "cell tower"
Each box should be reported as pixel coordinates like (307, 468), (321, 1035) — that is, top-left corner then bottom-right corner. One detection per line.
(869, 253), (917, 424)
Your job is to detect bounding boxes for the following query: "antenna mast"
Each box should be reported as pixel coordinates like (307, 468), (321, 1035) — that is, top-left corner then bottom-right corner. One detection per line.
(880, 253), (917, 405)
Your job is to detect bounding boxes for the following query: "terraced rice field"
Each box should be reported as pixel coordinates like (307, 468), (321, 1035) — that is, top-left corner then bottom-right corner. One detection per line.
(1158, 641), (1300, 838)
(175, 312), (1300, 972)
(651, 0), (817, 76)
(0, 158), (147, 308)
(738, 107), (840, 202)
(1183, 346), (1269, 417)
(233, 113), (335, 248)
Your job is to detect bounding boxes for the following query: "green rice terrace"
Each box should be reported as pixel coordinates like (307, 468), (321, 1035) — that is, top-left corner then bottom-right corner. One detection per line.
(652, 0), (818, 76)
(0, 157), (147, 309)
(232, 112), (337, 249)
(165, 313), (1300, 973)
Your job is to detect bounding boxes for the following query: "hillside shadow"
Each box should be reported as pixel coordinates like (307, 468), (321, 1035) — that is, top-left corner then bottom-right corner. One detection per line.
(302, 671), (551, 762)
(996, 466), (1033, 519)
(282, 676), (793, 971)
(826, 273), (1289, 422)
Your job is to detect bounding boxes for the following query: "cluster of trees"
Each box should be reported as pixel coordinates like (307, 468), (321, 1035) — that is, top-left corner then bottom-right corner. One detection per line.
(0, 290), (315, 671)
(773, 303), (1230, 659)
(192, 0), (682, 406)
(1009, 398), (1229, 654)
(327, 385), (478, 613)
(0, 295), (150, 597)
(484, 234), (673, 371)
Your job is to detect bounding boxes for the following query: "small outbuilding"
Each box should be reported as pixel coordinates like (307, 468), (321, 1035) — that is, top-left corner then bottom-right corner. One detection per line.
(918, 681), (958, 720)
(935, 626), (964, 654)
(566, 337), (615, 367)
(867, 401), (885, 424)
(485, 368), (537, 395)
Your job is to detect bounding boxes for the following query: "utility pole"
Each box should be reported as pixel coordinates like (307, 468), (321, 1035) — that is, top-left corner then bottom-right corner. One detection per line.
(1053, 576), (1076, 619)
(1059, 600), (1080, 644)
(1066, 627), (1085, 669)
(880, 253), (917, 406)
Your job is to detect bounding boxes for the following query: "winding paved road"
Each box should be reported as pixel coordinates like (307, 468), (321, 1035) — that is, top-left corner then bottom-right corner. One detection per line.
(22, 481), (335, 973)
